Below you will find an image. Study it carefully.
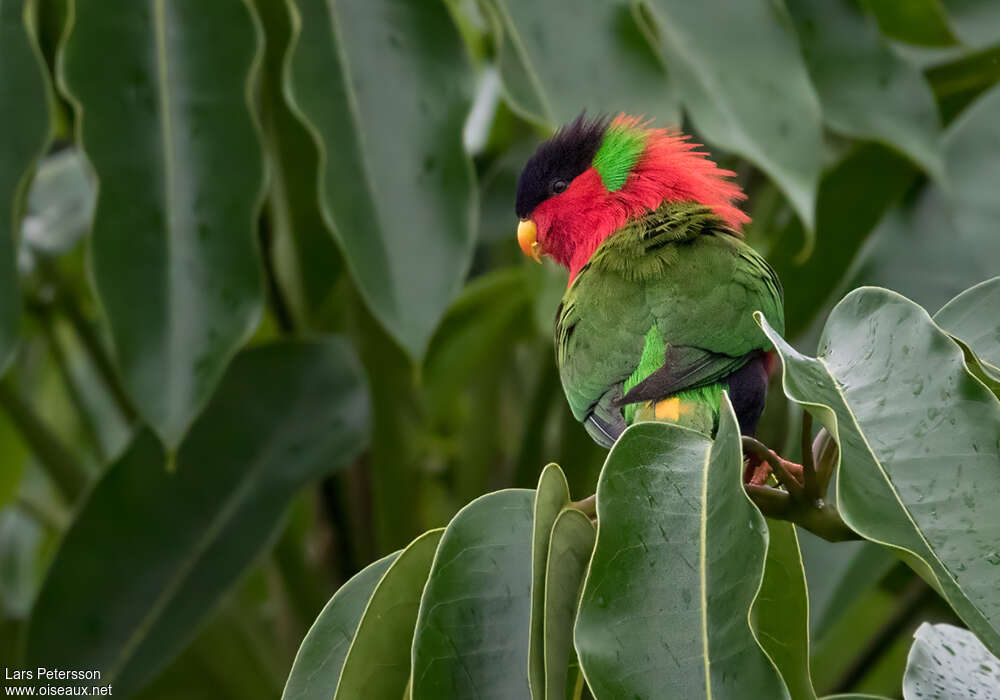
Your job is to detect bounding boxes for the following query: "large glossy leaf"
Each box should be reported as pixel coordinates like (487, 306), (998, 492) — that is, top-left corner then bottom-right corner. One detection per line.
(642, 0), (823, 229)
(141, 573), (287, 700)
(767, 143), (915, 338)
(484, 0), (680, 126)
(283, 552), (400, 700)
(759, 288), (1000, 655)
(529, 463), (572, 698)
(943, 83), (1000, 263)
(934, 277), (1000, 381)
(544, 508), (594, 700)
(786, 0), (942, 177)
(27, 338), (371, 696)
(848, 186), (993, 317)
(60, 0), (265, 448)
(411, 489), (535, 698)
(335, 529), (443, 699)
(575, 398), (789, 698)
(798, 533), (895, 639)
(0, 0), (51, 375)
(903, 623), (1000, 699)
(423, 266), (533, 411)
(251, 0), (341, 325)
(848, 84), (1000, 315)
(285, 0), (477, 359)
(755, 520), (816, 700)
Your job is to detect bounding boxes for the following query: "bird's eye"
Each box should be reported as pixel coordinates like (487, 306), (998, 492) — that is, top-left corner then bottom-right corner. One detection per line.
(552, 179), (568, 194)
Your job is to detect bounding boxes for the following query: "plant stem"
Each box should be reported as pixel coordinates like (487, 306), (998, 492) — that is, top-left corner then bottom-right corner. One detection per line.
(16, 491), (68, 531)
(746, 485), (861, 542)
(0, 378), (88, 504)
(800, 411), (818, 501)
(29, 301), (105, 458)
(258, 210), (296, 335)
(814, 428), (839, 496)
(38, 261), (138, 424)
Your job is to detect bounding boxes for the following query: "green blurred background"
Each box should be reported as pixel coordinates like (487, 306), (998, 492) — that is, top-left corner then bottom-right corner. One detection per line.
(1, 0), (998, 696)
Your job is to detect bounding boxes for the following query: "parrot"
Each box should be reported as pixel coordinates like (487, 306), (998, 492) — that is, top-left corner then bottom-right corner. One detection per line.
(514, 114), (785, 455)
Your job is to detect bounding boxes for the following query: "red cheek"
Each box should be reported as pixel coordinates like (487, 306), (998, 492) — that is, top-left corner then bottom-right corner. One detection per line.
(532, 169), (613, 267)
(531, 168), (630, 276)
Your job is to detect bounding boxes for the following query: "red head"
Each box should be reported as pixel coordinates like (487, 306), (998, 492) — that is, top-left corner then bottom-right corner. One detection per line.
(515, 114), (749, 280)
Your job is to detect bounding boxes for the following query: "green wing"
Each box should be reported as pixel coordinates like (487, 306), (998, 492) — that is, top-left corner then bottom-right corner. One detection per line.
(554, 203), (784, 446)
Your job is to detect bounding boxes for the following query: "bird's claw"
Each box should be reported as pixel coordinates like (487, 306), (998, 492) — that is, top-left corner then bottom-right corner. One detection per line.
(740, 416), (859, 542)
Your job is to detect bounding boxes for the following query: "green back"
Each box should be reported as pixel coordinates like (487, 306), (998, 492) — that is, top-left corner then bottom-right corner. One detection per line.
(554, 202), (784, 442)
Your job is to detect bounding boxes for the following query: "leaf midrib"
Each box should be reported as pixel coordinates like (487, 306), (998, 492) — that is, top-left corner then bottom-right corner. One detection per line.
(152, 0), (182, 432)
(105, 385), (346, 683)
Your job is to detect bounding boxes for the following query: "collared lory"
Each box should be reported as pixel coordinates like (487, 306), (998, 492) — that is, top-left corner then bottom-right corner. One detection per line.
(515, 114), (785, 450)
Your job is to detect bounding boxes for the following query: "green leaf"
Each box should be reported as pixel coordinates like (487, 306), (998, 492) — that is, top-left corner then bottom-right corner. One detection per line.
(943, 83), (1000, 263)
(786, 0), (942, 177)
(0, 508), (44, 619)
(758, 288), (1000, 655)
(529, 463), (572, 698)
(251, 0), (341, 325)
(283, 552), (400, 700)
(821, 695), (894, 699)
(412, 489), (535, 698)
(847, 85), (1000, 312)
(934, 277), (1000, 382)
(755, 521), (816, 700)
(484, 0), (680, 126)
(798, 533), (895, 640)
(767, 143), (915, 338)
(59, 0), (266, 448)
(141, 574), (287, 700)
(423, 266), (533, 411)
(863, 0), (958, 46)
(847, 185), (992, 316)
(575, 397), (790, 698)
(544, 508), (594, 700)
(27, 338), (371, 696)
(285, 0), (477, 359)
(0, 0), (51, 375)
(642, 0), (823, 229)
(335, 529), (443, 699)
(942, 0), (1000, 49)
(903, 623), (1000, 699)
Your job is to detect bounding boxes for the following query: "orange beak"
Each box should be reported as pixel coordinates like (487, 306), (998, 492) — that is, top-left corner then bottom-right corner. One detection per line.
(517, 219), (542, 263)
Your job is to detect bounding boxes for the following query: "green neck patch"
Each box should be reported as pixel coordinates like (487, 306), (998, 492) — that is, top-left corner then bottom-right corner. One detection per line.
(592, 123), (647, 191)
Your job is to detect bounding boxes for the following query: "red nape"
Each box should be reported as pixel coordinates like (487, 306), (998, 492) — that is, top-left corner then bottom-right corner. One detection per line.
(533, 117), (750, 282)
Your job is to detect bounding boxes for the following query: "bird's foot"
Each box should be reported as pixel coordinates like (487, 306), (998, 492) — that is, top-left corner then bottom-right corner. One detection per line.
(741, 415), (859, 542)
(743, 451), (803, 488)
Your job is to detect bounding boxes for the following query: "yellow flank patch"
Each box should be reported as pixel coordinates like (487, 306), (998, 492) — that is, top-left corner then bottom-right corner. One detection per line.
(653, 397), (680, 421)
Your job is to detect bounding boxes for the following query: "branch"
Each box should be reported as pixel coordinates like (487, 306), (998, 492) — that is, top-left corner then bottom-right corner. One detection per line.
(37, 260), (139, 424)
(746, 483), (860, 542)
(743, 429), (860, 542)
(0, 378), (88, 504)
(800, 412), (819, 502)
(28, 300), (105, 458)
